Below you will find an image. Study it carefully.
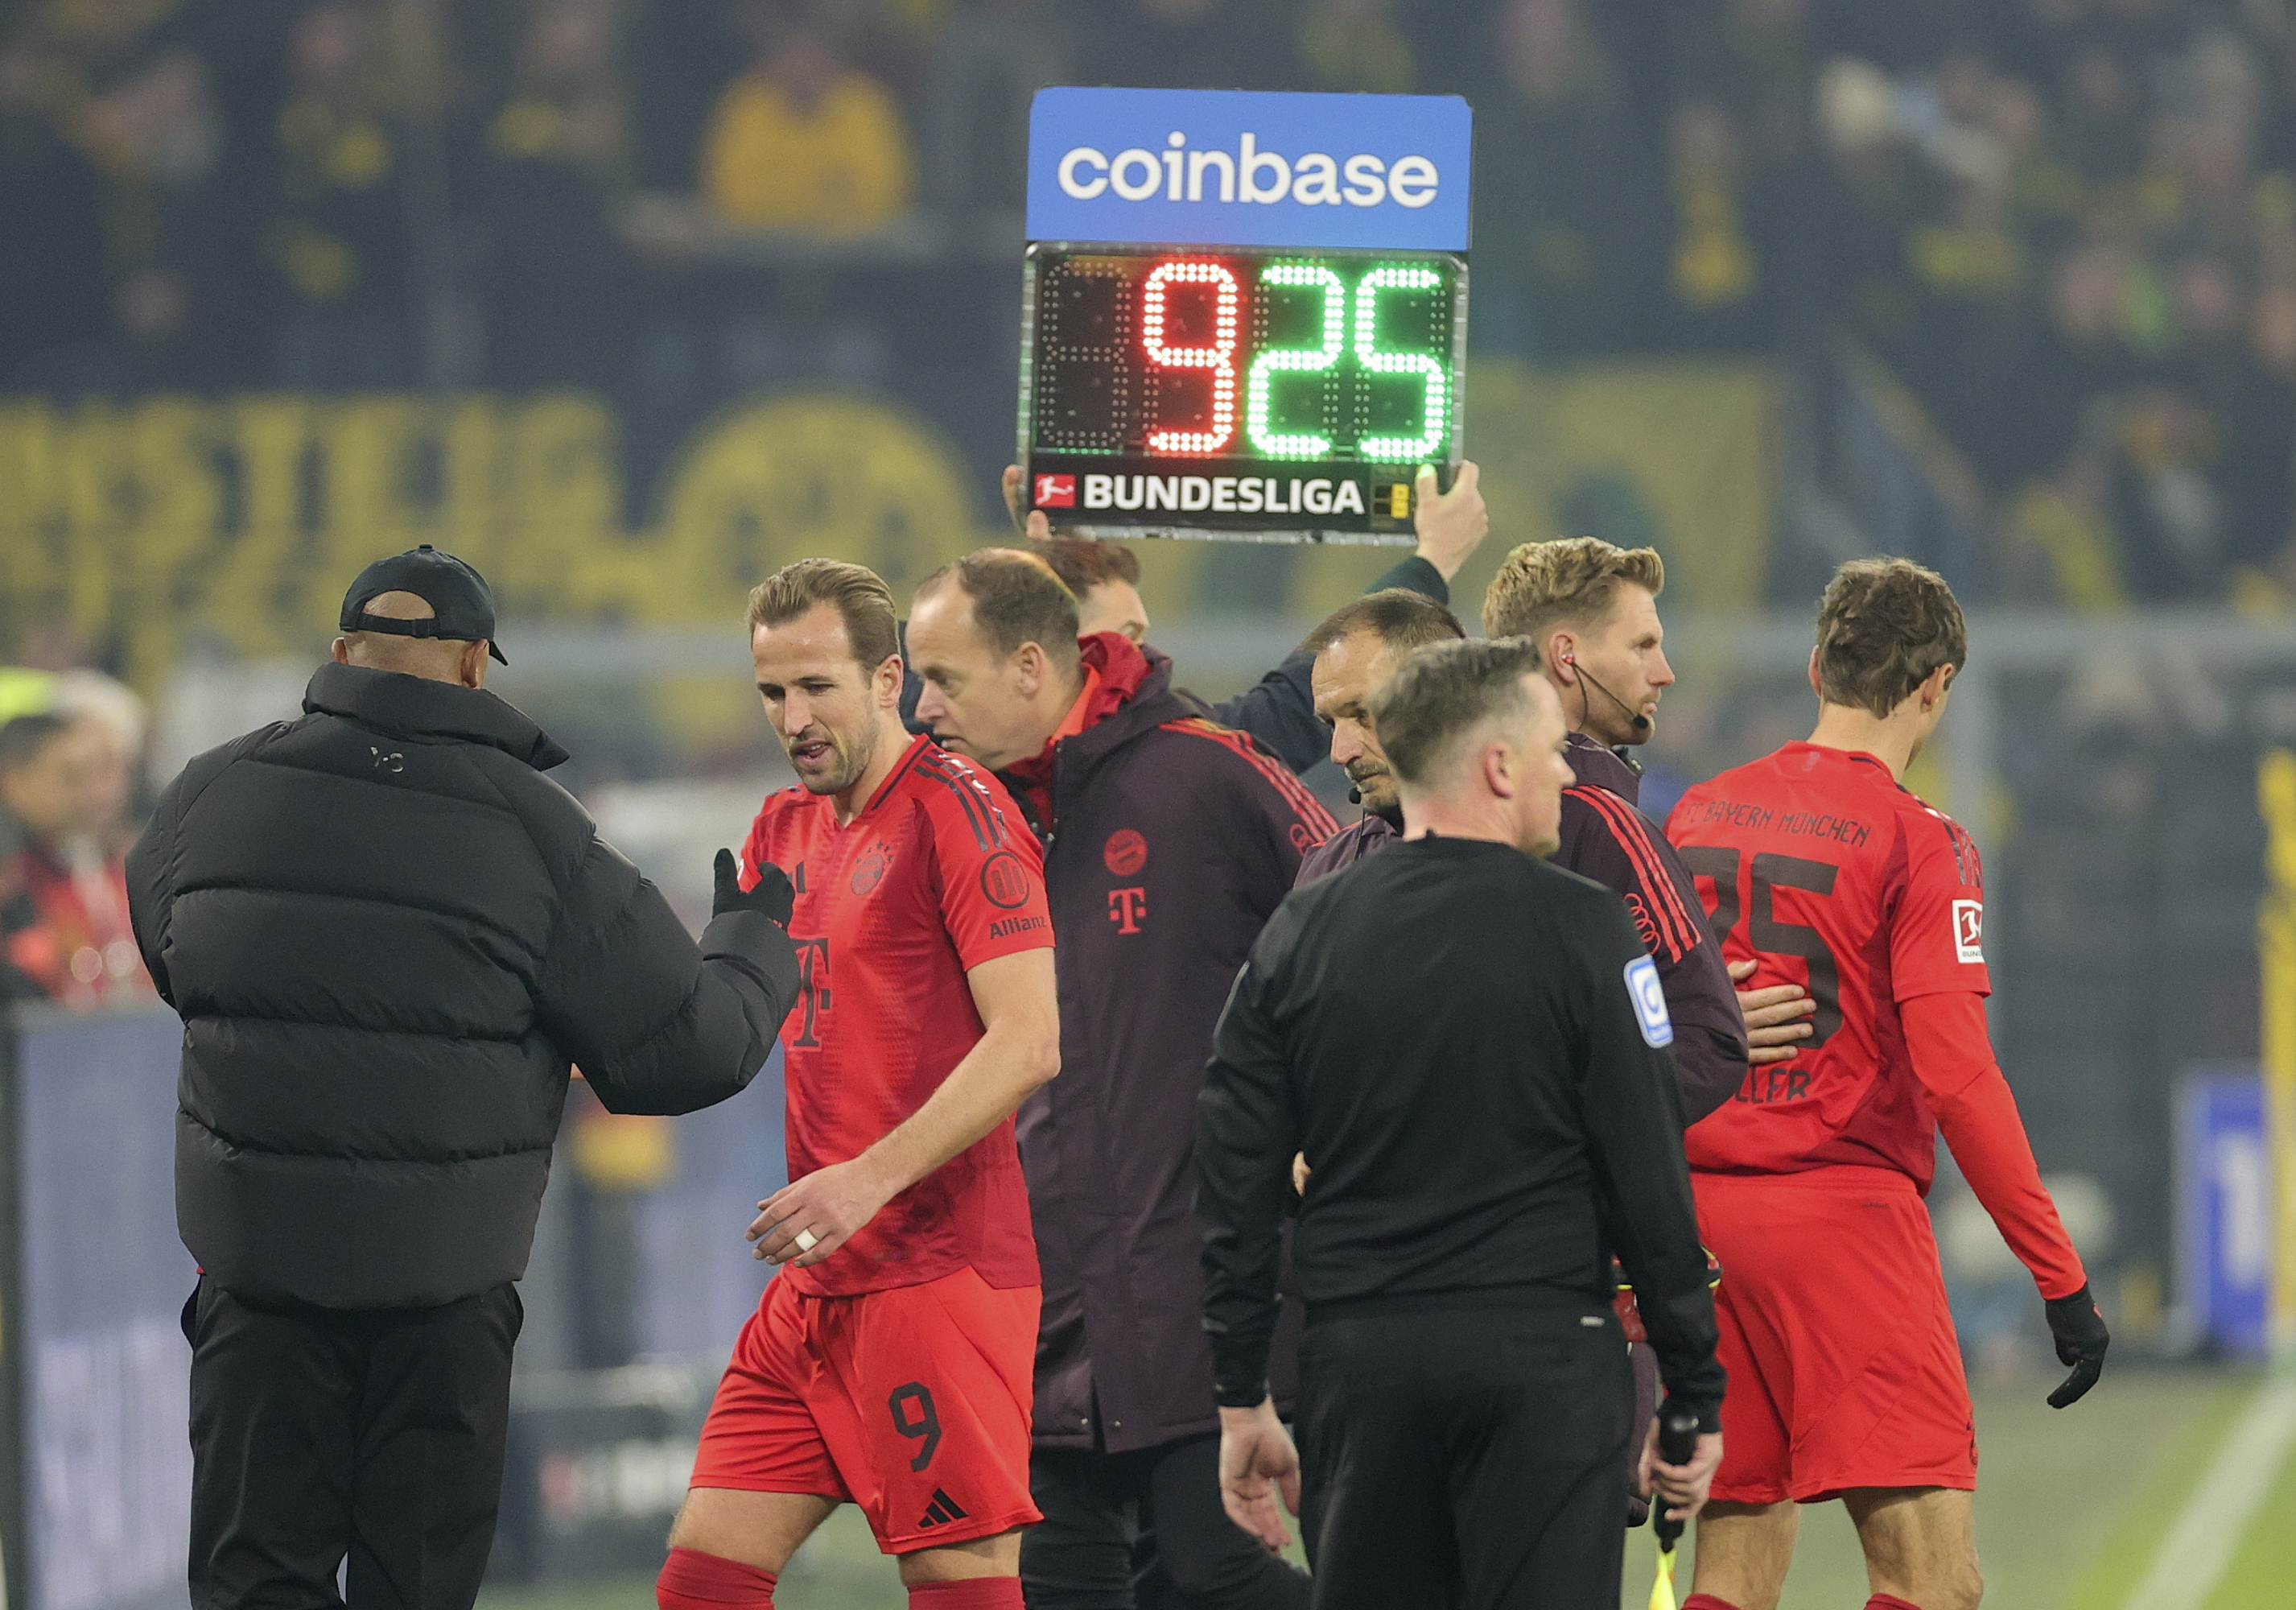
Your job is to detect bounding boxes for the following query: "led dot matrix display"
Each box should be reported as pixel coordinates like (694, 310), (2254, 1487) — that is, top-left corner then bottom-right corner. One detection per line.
(1021, 86), (1471, 542)
(1021, 246), (1465, 540)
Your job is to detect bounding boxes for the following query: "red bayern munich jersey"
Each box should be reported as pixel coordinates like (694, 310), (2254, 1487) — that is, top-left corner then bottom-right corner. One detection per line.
(740, 733), (1053, 1298)
(1664, 741), (1990, 1189)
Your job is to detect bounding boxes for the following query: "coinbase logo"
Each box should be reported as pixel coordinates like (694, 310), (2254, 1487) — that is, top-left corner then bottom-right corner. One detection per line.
(1028, 87), (1471, 253)
(1056, 133), (1440, 211)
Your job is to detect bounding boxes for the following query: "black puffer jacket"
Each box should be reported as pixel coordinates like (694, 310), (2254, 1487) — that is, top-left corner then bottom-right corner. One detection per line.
(126, 663), (800, 1310)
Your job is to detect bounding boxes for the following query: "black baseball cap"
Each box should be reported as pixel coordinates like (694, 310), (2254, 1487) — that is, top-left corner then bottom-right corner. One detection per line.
(339, 544), (508, 665)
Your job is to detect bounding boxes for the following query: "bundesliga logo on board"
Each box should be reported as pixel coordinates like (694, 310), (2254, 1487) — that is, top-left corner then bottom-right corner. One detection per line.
(1080, 473), (1367, 515)
(1034, 474), (1077, 508)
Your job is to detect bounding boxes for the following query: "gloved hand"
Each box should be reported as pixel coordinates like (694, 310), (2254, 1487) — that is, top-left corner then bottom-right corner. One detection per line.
(2044, 1284), (2109, 1408)
(714, 848), (794, 927)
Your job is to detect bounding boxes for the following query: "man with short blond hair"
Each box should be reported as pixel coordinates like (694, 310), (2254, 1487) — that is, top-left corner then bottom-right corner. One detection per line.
(1479, 536), (1752, 1124)
(1482, 536), (1666, 658)
(908, 547), (1333, 1610)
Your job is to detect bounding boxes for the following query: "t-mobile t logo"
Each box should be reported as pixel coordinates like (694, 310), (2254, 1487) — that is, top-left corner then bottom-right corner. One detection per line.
(791, 937), (832, 1044)
(1107, 887), (1147, 934)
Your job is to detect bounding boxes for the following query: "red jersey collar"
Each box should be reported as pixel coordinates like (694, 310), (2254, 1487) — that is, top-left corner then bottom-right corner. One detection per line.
(845, 732), (937, 821)
(1777, 740), (1900, 787)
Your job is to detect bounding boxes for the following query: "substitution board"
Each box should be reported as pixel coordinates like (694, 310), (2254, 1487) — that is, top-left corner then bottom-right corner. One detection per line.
(1020, 87), (1471, 543)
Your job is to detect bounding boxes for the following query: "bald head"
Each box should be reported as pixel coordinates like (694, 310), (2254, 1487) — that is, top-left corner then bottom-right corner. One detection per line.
(332, 591), (490, 687)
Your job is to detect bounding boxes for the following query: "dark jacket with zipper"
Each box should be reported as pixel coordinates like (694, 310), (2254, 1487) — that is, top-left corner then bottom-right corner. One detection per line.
(1002, 636), (1336, 1453)
(126, 663), (800, 1311)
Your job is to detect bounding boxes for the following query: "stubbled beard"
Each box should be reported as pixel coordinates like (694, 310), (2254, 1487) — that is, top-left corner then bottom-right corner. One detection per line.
(1346, 760), (1394, 809)
(796, 720), (877, 796)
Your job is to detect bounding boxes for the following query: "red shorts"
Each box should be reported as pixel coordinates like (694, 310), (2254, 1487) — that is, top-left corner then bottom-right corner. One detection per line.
(1694, 1167), (1977, 1505)
(689, 1265), (1041, 1554)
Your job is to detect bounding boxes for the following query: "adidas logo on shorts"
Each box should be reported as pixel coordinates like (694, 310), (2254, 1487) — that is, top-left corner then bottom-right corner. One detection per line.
(917, 1488), (970, 1529)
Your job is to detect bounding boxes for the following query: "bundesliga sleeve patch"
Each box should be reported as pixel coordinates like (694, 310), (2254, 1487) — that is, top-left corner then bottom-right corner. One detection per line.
(1953, 898), (1985, 964)
(1624, 955), (1674, 1048)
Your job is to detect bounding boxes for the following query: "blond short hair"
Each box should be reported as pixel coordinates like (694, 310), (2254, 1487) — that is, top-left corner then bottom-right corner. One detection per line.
(1481, 537), (1666, 645)
(747, 558), (901, 670)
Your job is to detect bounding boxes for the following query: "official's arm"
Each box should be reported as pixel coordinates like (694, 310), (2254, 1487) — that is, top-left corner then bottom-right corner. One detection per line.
(1209, 464), (1486, 772)
(533, 834), (801, 1115)
(1573, 789), (1748, 1121)
(1575, 902), (1726, 1431)
(1196, 942), (1301, 1410)
(750, 946), (1059, 1266)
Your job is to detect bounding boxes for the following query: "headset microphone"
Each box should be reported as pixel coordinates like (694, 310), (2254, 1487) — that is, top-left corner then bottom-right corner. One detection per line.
(1563, 654), (1652, 734)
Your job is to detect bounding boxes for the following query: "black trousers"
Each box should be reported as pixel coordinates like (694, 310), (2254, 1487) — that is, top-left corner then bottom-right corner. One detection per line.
(1023, 1431), (1313, 1610)
(1294, 1303), (1632, 1610)
(183, 1277), (522, 1610)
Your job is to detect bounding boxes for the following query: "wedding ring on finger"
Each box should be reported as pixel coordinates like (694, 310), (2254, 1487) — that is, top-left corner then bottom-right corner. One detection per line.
(793, 1228), (820, 1255)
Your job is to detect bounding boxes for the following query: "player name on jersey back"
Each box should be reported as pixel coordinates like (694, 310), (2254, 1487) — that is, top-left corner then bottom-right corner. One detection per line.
(1665, 742), (1989, 1188)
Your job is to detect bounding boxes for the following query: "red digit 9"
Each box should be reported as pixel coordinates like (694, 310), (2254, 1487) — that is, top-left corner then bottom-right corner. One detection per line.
(888, 1382), (942, 1472)
(1140, 260), (1239, 454)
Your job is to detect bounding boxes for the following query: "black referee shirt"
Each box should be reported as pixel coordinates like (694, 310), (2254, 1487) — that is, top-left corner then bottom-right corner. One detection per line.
(1196, 834), (1726, 1430)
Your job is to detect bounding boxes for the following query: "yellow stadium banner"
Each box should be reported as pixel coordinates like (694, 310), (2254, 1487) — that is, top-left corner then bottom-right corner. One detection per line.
(2261, 749), (2296, 1354)
(0, 390), (1004, 689)
(0, 362), (1782, 689)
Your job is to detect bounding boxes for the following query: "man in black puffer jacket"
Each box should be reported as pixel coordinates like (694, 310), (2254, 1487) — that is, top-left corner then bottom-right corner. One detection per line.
(127, 546), (802, 1610)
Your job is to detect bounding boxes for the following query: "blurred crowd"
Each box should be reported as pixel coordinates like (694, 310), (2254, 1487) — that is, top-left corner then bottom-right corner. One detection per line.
(6, 0), (2296, 604)
(0, 667), (153, 1009)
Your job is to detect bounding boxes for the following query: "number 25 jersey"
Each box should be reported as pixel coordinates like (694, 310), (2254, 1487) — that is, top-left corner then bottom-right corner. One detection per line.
(1663, 741), (1989, 1188)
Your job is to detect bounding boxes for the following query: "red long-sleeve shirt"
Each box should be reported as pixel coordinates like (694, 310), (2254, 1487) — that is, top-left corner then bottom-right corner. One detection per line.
(1667, 741), (2085, 1299)
(1905, 990), (2086, 1298)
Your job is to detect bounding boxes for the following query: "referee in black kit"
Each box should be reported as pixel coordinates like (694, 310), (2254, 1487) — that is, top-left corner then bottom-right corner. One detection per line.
(1195, 638), (1725, 1610)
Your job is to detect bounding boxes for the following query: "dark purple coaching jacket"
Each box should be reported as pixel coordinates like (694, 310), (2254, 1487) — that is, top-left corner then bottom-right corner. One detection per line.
(1297, 731), (1745, 1123)
(1002, 635), (1337, 1454)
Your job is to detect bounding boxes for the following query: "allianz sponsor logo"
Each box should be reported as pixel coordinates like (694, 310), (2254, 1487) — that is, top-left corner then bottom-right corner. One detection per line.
(1057, 132), (1440, 211)
(1084, 473), (1367, 514)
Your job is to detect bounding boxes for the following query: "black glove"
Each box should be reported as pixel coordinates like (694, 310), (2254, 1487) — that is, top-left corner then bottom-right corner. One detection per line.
(2044, 1284), (2109, 1409)
(714, 848), (794, 927)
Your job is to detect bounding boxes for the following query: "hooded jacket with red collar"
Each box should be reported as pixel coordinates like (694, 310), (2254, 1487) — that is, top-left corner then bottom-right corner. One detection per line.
(1000, 633), (1337, 1454)
(1296, 730), (1746, 1124)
